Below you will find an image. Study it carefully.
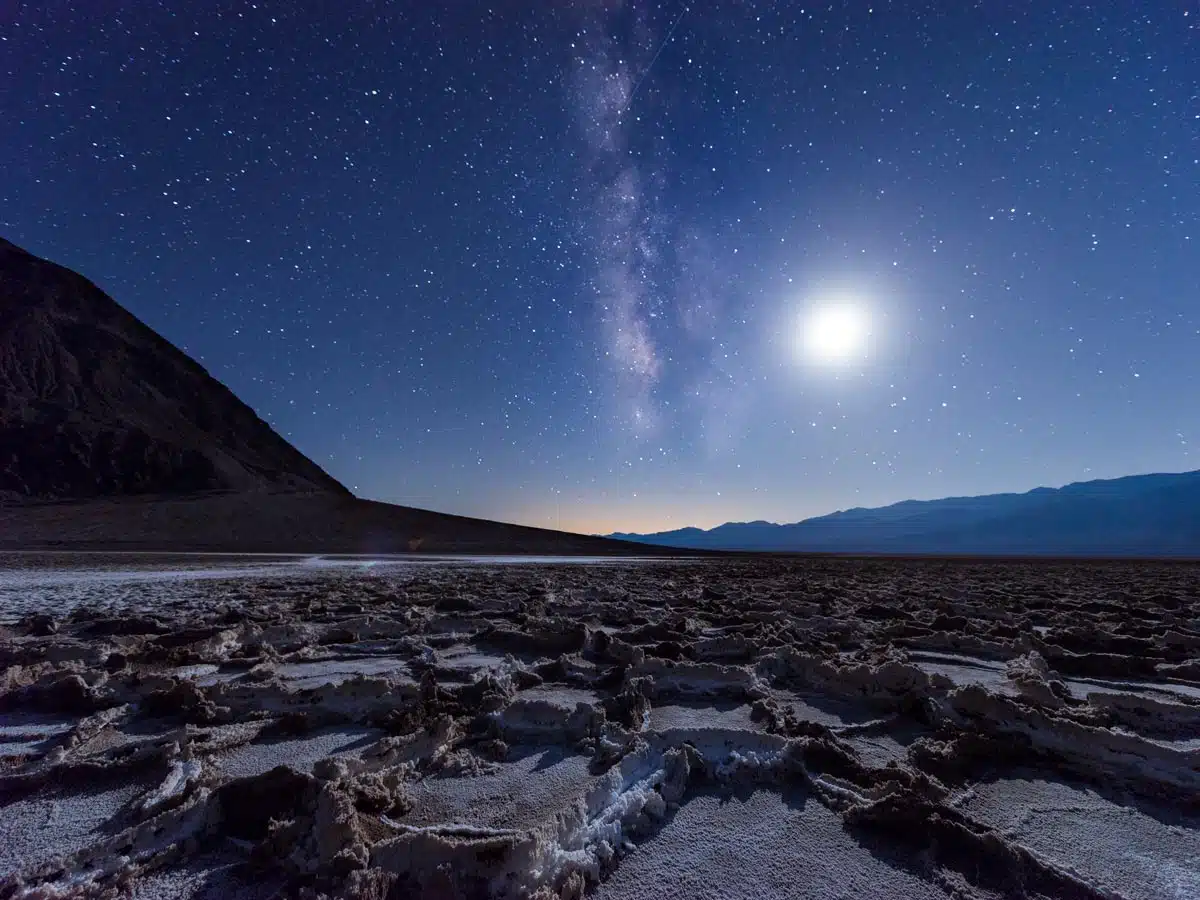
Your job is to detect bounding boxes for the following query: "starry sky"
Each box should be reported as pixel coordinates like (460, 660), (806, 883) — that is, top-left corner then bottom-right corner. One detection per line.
(4, 2), (1198, 534)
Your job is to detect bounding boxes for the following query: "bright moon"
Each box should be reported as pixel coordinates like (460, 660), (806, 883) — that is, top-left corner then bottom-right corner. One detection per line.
(800, 303), (871, 365)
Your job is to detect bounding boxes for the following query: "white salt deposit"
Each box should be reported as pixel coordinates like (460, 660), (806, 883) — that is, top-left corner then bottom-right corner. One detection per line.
(407, 747), (598, 831)
(847, 733), (914, 766)
(215, 726), (382, 779)
(0, 779), (153, 877)
(438, 646), (515, 673)
(0, 713), (76, 758)
(272, 656), (413, 689)
(592, 788), (948, 900)
(768, 689), (880, 727)
(1065, 675), (1200, 704)
(909, 652), (1018, 696)
(0, 552), (671, 619)
(139, 759), (203, 815)
(954, 774), (1200, 900)
(518, 685), (602, 707)
(129, 853), (282, 899)
(647, 702), (763, 733)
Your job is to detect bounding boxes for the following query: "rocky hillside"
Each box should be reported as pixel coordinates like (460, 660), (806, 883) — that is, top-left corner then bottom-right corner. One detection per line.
(0, 238), (349, 499)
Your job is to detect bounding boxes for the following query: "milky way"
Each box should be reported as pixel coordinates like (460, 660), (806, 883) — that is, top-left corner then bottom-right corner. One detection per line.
(3, 2), (1197, 532)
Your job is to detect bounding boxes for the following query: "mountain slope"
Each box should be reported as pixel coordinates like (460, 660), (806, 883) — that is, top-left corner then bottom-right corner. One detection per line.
(610, 471), (1200, 557)
(0, 237), (348, 499)
(0, 238), (672, 555)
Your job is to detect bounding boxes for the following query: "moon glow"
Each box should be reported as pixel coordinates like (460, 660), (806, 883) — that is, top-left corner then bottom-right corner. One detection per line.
(800, 302), (871, 366)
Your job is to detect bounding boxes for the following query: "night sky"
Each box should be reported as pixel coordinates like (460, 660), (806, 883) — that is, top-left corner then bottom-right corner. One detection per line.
(4, 2), (1197, 534)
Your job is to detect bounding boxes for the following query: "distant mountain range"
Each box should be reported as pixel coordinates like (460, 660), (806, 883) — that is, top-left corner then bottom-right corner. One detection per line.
(609, 471), (1200, 557)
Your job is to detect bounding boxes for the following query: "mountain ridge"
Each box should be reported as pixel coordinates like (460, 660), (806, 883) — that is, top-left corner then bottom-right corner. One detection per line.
(609, 470), (1200, 557)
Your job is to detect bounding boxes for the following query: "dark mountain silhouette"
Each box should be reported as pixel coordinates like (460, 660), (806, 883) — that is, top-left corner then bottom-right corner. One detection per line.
(610, 470), (1200, 557)
(0, 238), (663, 554)
(0, 237), (347, 498)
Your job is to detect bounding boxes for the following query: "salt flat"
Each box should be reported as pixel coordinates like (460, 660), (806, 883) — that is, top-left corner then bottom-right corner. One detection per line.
(1, 554), (1198, 898)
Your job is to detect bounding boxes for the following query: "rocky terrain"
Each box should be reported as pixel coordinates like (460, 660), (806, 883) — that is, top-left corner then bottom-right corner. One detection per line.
(1, 554), (1198, 898)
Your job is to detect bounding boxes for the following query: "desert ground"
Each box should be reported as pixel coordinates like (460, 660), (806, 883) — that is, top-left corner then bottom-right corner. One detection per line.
(1, 553), (1198, 899)
(0, 493), (666, 556)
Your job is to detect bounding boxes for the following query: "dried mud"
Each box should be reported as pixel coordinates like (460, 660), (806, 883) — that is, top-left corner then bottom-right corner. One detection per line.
(1, 554), (1198, 899)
